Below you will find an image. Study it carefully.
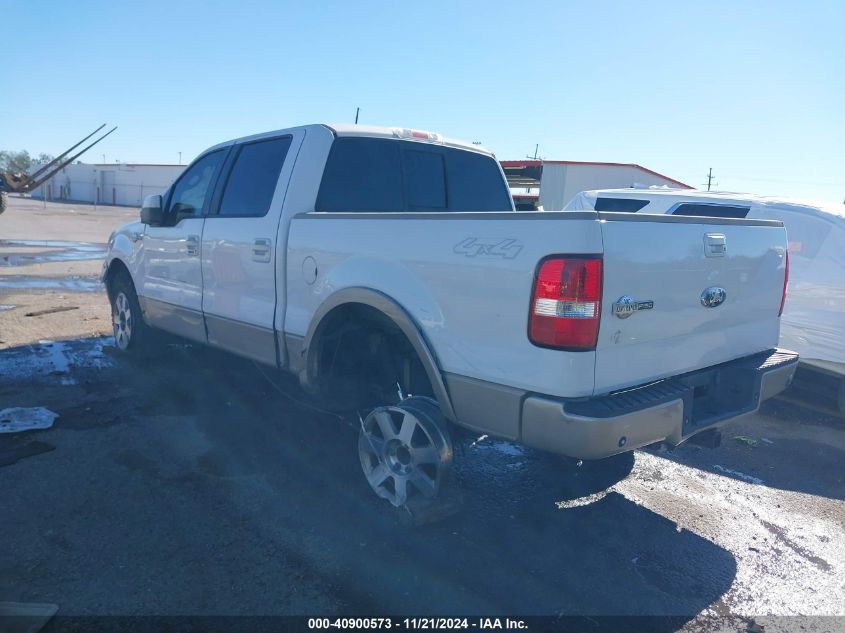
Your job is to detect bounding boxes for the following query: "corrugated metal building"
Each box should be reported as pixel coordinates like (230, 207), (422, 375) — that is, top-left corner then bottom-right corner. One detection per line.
(502, 160), (691, 210)
(30, 162), (185, 207)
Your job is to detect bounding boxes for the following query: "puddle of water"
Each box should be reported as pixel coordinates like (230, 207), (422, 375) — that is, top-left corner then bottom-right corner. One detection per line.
(0, 251), (107, 266)
(0, 239), (104, 251)
(37, 340), (74, 384)
(0, 337), (114, 383)
(0, 304), (15, 311)
(0, 240), (107, 267)
(84, 337), (114, 369)
(0, 276), (102, 292)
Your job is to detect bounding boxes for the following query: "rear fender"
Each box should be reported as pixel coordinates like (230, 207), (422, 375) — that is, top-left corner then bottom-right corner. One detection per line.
(297, 286), (456, 422)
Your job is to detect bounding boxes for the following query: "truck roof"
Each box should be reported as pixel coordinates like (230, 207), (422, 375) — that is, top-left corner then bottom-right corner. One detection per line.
(206, 123), (494, 157)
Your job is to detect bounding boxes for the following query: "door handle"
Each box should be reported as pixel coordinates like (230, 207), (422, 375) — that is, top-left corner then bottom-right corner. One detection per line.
(185, 235), (199, 256)
(252, 238), (272, 263)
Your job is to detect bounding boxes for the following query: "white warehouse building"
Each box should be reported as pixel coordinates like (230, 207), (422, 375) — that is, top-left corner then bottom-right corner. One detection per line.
(30, 162), (185, 207)
(28, 157), (690, 211)
(502, 159), (691, 210)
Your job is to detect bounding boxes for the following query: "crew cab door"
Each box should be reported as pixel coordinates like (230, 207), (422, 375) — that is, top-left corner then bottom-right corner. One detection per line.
(140, 149), (227, 342)
(200, 131), (302, 364)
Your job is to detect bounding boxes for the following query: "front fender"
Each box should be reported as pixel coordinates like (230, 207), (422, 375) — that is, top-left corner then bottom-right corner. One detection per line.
(101, 222), (144, 287)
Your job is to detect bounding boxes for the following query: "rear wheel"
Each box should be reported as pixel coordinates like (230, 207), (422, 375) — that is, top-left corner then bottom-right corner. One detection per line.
(358, 396), (452, 508)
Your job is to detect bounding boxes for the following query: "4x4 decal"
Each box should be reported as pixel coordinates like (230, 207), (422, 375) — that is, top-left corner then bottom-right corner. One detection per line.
(454, 237), (523, 259)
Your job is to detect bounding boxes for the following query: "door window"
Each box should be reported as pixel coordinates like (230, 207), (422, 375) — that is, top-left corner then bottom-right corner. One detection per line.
(218, 137), (292, 217)
(316, 137), (403, 212)
(166, 150), (226, 223)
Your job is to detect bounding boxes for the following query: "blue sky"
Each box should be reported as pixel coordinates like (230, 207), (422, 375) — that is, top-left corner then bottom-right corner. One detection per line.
(3, 0), (843, 202)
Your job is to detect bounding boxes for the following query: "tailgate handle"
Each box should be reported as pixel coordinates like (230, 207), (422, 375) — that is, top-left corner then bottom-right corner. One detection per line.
(704, 233), (726, 258)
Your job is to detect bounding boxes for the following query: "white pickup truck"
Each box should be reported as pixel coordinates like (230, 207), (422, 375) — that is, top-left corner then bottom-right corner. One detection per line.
(102, 123), (797, 510)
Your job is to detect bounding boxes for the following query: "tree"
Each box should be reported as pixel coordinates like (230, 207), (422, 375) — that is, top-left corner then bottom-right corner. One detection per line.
(0, 150), (33, 174)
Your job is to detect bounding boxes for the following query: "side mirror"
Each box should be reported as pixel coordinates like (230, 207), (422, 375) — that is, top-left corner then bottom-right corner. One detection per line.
(140, 194), (164, 226)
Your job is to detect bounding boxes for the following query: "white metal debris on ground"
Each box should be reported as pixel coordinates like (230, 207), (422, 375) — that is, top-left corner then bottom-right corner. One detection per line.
(0, 407), (58, 434)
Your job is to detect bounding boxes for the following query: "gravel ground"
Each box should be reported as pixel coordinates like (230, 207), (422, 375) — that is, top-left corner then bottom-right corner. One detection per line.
(1, 196), (843, 631)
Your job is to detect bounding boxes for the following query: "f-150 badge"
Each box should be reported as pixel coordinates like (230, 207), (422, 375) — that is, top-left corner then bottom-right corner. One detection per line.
(612, 295), (654, 319)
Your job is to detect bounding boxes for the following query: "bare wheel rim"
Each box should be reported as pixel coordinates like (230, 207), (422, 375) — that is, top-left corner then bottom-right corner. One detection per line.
(112, 291), (133, 350)
(358, 402), (451, 507)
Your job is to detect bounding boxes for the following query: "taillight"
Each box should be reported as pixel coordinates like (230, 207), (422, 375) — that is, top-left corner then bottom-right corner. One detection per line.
(529, 256), (602, 350)
(779, 250), (789, 316)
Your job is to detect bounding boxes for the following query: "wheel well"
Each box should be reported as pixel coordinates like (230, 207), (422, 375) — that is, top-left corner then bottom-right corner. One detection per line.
(104, 259), (132, 300)
(308, 303), (437, 412)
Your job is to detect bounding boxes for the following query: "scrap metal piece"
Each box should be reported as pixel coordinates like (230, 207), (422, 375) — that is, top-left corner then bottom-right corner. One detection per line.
(0, 407), (58, 434)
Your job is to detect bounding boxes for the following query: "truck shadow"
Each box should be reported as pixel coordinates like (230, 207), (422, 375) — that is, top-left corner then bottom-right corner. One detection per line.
(1, 336), (737, 621)
(646, 404), (845, 503)
(185, 350), (737, 620)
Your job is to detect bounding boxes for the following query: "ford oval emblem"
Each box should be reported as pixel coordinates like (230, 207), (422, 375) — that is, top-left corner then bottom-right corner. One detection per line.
(701, 286), (727, 308)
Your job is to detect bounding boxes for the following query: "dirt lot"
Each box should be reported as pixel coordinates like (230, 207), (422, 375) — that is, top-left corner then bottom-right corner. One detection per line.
(0, 197), (135, 348)
(1, 197), (843, 631)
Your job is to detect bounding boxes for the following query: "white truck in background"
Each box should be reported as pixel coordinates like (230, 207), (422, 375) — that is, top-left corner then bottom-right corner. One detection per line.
(101, 123), (797, 512)
(566, 188), (844, 417)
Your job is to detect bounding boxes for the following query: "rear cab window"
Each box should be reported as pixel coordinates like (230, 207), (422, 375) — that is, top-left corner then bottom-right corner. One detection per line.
(404, 150), (446, 210)
(316, 137), (512, 212)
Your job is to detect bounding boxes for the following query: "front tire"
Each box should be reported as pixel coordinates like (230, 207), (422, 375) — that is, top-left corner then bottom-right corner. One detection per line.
(108, 272), (151, 352)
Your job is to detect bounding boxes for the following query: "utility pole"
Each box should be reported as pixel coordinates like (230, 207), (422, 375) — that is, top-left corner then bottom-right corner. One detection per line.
(355, 107), (360, 124)
(525, 144), (543, 161)
(523, 145), (542, 195)
(705, 167), (715, 191)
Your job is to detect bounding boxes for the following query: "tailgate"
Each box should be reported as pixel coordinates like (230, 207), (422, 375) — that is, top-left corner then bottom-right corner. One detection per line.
(595, 213), (788, 394)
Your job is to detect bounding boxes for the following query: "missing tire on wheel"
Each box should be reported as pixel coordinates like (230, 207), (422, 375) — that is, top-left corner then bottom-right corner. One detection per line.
(358, 396), (452, 508)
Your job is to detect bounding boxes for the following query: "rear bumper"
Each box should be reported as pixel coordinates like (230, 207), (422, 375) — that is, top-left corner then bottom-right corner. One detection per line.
(520, 348), (798, 460)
